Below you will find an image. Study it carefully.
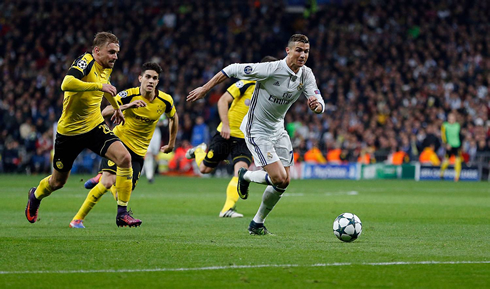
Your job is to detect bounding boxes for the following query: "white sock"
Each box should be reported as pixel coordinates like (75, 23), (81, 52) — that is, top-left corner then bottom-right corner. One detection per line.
(253, 185), (285, 224)
(144, 155), (155, 180)
(244, 170), (271, 185)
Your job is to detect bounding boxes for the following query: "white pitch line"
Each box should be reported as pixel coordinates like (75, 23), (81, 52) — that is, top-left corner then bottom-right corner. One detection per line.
(283, 193), (305, 197)
(283, 191), (359, 197)
(1, 261), (489, 275)
(325, 191), (359, 196)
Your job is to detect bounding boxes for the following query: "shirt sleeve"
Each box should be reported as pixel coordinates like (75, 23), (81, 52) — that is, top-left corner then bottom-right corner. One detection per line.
(303, 70), (325, 113)
(441, 124), (447, 144)
(226, 80), (254, 99)
(115, 95), (124, 106)
(161, 93), (176, 118)
(116, 90), (133, 105)
(222, 62), (278, 81)
(61, 75), (103, 92)
(62, 53), (103, 92)
(66, 53), (93, 80)
(226, 81), (242, 98)
(104, 92), (120, 110)
(165, 100), (176, 118)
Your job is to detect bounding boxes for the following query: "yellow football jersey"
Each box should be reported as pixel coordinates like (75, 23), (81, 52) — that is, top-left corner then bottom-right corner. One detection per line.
(217, 80), (255, 138)
(57, 53), (112, 135)
(113, 87), (176, 156)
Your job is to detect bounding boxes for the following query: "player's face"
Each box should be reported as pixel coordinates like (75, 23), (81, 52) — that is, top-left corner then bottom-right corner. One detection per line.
(95, 42), (119, 69)
(286, 42), (310, 71)
(139, 70), (159, 94)
(448, 114), (455, 123)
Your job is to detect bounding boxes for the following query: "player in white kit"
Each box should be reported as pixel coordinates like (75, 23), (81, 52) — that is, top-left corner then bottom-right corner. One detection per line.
(187, 34), (325, 235)
(144, 116), (164, 183)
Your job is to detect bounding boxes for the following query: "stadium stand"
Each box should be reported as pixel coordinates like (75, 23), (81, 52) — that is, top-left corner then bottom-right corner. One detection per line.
(1, 0), (489, 176)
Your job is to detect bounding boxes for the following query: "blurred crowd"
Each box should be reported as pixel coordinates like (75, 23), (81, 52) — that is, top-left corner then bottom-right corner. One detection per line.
(1, 0), (490, 174)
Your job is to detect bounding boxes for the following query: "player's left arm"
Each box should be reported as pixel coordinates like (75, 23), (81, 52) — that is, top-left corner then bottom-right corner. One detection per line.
(103, 92), (125, 125)
(217, 91), (234, 139)
(161, 96), (178, 153)
(161, 112), (179, 154)
(304, 71), (325, 114)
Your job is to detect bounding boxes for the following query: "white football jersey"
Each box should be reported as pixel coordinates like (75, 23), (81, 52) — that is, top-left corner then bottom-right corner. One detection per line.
(222, 58), (324, 138)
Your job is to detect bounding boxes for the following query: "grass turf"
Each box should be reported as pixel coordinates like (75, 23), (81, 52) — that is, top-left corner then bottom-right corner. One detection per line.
(1, 175), (489, 288)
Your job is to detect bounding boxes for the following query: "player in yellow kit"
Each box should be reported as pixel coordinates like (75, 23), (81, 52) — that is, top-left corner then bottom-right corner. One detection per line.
(70, 62), (178, 228)
(25, 32), (140, 227)
(186, 56), (277, 218)
(440, 112), (462, 181)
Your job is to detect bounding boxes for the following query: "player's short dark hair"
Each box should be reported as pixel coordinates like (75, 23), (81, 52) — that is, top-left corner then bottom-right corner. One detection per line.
(288, 34), (309, 47)
(93, 32), (119, 48)
(141, 62), (163, 75)
(260, 56), (278, 63)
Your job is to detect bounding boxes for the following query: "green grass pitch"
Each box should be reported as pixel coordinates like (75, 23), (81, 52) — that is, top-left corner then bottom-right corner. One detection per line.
(1, 175), (489, 288)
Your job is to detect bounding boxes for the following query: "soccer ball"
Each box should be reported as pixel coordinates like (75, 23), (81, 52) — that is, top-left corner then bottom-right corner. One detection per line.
(333, 213), (362, 242)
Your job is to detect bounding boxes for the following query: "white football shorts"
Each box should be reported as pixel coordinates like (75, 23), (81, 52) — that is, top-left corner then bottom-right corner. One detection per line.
(245, 130), (293, 168)
(147, 128), (161, 155)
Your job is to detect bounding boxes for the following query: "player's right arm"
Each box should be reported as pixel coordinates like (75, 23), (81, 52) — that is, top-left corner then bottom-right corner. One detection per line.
(222, 62), (278, 81)
(61, 53), (116, 95)
(186, 61), (278, 102)
(61, 75), (105, 92)
(217, 91), (234, 139)
(61, 76), (117, 96)
(186, 71), (229, 102)
(441, 123), (447, 144)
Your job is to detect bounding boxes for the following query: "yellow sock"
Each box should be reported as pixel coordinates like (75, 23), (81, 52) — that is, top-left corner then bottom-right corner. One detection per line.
(454, 157), (462, 181)
(440, 160), (449, 177)
(110, 186), (118, 200)
(35, 175), (54, 200)
(221, 176), (239, 213)
(116, 167), (133, 206)
(73, 182), (107, 220)
(195, 147), (206, 167)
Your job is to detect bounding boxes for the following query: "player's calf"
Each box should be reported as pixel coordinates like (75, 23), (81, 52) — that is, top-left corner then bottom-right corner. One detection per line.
(237, 167), (250, 199)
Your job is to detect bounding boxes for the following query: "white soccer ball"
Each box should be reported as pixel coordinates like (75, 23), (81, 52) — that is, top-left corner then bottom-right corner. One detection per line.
(333, 213), (362, 242)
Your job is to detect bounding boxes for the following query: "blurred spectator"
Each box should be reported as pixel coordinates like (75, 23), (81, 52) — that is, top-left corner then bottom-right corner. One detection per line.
(419, 144), (441, 166)
(358, 147), (375, 165)
(30, 129), (53, 174)
(3, 138), (20, 173)
(387, 146), (409, 166)
(304, 141), (327, 164)
(168, 140), (194, 175)
(1, 0), (490, 174)
(190, 116), (209, 147)
(326, 143), (343, 164)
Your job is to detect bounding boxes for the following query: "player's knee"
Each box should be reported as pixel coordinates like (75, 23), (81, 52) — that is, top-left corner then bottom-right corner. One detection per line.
(101, 178), (114, 189)
(270, 175), (289, 188)
(116, 152), (132, 168)
(199, 165), (213, 174)
(277, 178), (290, 188)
